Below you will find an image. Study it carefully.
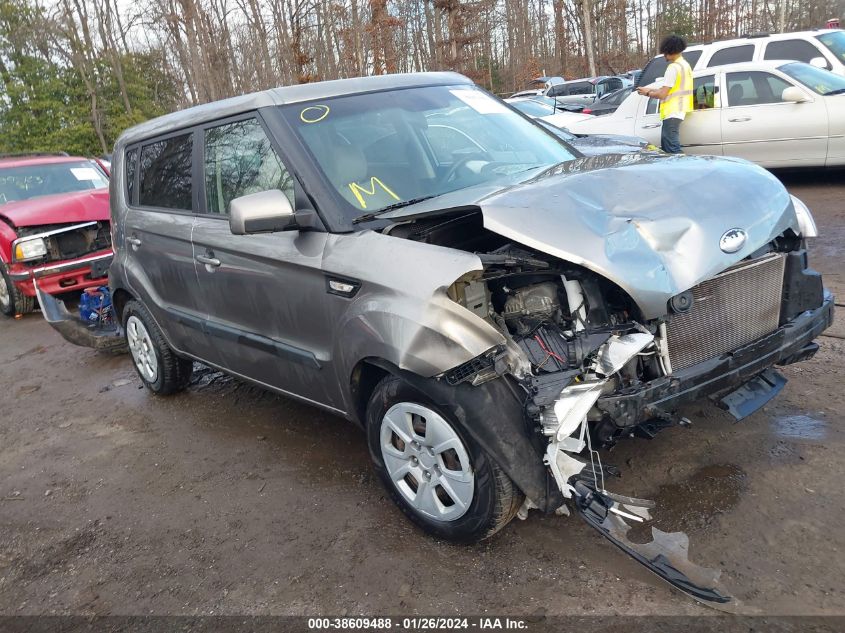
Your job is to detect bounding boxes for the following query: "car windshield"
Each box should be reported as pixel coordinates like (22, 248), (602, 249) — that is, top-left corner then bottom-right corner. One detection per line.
(0, 160), (108, 205)
(779, 61), (845, 95)
(281, 85), (576, 224)
(817, 31), (845, 64)
(509, 99), (555, 117)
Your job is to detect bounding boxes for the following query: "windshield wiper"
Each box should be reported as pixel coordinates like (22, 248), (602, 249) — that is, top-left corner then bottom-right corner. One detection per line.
(823, 88), (845, 96)
(351, 195), (438, 224)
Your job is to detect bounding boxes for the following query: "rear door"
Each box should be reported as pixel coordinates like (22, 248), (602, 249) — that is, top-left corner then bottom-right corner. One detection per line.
(720, 70), (828, 166)
(123, 131), (217, 360)
(190, 113), (342, 409)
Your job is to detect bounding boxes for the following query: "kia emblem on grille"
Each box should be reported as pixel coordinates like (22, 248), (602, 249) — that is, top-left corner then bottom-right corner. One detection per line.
(720, 228), (747, 253)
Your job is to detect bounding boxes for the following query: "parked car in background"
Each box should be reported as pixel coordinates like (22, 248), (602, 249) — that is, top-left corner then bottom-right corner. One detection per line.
(567, 61), (845, 168)
(581, 86), (634, 115)
(533, 119), (654, 156)
(637, 29), (845, 87)
(509, 76), (563, 99)
(36, 74), (834, 606)
(622, 69), (642, 84)
(0, 154), (111, 317)
(546, 75), (632, 105)
(505, 96), (593, 127)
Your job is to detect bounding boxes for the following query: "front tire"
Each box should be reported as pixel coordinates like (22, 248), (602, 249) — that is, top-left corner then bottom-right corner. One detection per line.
(366, 375), (523, 543)
(0, 262), (35, 317)
(123, 299), (192, 395)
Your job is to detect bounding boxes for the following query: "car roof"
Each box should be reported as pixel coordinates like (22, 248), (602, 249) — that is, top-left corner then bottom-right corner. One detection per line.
(654, 29), (842, 56)
(0, 155), (90, 169)
(119, 71), (473, 146)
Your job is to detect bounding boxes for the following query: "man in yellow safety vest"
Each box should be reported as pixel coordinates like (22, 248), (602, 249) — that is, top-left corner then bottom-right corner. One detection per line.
(637, 35), (694, 154)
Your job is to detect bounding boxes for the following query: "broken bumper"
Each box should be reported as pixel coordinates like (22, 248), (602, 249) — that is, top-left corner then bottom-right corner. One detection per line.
(34, 280), (127, 353)
(9, 251), (112, 297)
(598, 291), (835, 427)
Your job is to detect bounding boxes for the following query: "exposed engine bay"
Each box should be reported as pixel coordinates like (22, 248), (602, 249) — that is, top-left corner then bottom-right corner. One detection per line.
(385, 208), (830, 607)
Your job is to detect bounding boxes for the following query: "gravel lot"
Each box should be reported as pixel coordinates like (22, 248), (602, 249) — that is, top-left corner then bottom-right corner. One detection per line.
(0, 169), (843, 618)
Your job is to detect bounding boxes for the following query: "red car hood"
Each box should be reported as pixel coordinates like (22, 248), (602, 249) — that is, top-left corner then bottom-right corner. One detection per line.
(0, 188), (110, 228)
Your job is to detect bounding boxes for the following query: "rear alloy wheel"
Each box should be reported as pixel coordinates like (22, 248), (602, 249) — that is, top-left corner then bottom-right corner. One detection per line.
(123, 299), (193, 395)
(0, 262), (35, 318)
(366, 375), (523, 543)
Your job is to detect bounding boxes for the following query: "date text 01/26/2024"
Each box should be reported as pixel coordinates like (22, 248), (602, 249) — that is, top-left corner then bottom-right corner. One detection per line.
(307, 617), (529, 630)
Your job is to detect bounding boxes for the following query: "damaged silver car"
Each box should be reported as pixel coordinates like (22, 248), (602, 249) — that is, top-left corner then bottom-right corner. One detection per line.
(38, 72), (833, 603)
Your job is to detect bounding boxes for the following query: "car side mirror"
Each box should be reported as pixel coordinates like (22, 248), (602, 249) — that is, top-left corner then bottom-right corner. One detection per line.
(229, 189), (296, 235)
(809, 56), (828, 69)
(782, 86), (809, 103)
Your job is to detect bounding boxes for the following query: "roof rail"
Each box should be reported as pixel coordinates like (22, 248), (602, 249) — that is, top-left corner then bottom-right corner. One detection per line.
(742, 31), (771, 38)
(0, 152), (70, 159)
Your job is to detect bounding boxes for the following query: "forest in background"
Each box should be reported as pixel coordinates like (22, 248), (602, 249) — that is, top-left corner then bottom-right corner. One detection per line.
(1, 0), (843, 155)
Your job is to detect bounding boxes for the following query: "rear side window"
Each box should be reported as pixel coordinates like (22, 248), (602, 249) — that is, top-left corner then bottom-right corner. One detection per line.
(203, 118), (294, 215)
(567, 81), (594, 95)
(726, 71), (792, 106)
(125, 148), (137, 205)
(139, 134), (193, 210)
(764, 39), (828, 67)
(707, 45), (754, 67)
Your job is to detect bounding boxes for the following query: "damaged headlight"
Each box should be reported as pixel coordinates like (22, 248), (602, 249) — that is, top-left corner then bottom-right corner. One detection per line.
(13, 237), (48, 262)
(790, 195), (818, 238)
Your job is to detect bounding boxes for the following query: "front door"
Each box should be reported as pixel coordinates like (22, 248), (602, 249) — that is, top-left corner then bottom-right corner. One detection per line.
(190, 115), (342, 410)
(635, 75), (724, 155)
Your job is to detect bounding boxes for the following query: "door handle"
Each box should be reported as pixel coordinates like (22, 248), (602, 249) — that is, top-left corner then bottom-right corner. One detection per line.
(196, 255), (221, 268)
(127, 236), (141, 246)
(728, 116), (751, 122)
(641, 123), (661, 129)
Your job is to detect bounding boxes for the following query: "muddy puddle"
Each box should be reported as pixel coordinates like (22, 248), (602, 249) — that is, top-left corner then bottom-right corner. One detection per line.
(771, 414), (828, 441)
(628, 464), (747, 542)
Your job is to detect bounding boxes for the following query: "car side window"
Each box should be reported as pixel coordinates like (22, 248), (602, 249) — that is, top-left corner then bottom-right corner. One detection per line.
(125, 148), (137, 205)
(693, 75), (718, 109)
(203, 118), (295, 215)
(764, 39), (828, 67)
(569, 82), (594, 95)
(646, 97), (659, 115)
(707, 45), (754, 67)
(726, 71), (792, 106)
(139, 134), (193, 211)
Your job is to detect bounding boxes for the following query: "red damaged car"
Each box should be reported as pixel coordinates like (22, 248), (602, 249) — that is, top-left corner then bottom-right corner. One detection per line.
(0, 154), (112, 318)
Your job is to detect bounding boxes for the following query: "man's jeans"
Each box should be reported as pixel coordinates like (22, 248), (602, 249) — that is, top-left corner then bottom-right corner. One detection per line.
(661, 117), (683, 154)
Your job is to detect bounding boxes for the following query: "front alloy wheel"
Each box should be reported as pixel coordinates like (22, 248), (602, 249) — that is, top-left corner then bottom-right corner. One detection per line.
(380, 402), (475, 522)
(366, 375), (523, 543)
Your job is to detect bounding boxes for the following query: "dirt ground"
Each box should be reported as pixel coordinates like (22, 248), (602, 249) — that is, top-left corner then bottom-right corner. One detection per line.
(1, 169), (843, 618)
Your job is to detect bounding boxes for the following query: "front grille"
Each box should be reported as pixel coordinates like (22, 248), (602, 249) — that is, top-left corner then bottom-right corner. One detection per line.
(666, 253), (785, 372)
(18, 221), (111, 263)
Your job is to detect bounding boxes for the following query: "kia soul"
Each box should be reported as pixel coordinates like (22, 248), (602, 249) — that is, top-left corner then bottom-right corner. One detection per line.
(38, 72), (833, 603)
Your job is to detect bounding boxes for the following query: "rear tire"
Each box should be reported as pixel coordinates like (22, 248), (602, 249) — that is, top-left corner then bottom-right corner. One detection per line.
(366, 375), (523, 543)
(123, 299), (192, 395)
(0, 262), (35, 317)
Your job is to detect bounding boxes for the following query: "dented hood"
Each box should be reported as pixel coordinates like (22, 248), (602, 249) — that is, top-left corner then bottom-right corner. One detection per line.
(0, 188), (110, 228)
(383, 153), (798, 320)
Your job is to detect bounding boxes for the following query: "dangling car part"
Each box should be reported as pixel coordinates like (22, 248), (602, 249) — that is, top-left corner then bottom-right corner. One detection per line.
(35, 278), (127, 353)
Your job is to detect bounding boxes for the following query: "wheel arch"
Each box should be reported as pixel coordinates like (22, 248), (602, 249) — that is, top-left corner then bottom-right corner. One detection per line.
(351, 356), (562, 513)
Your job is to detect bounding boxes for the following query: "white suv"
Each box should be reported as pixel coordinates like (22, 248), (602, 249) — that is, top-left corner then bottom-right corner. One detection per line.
(638, 29), (845, 86)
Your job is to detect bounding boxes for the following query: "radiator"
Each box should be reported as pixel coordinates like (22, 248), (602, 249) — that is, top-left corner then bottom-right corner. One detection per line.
(666, 253), (786, 372)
